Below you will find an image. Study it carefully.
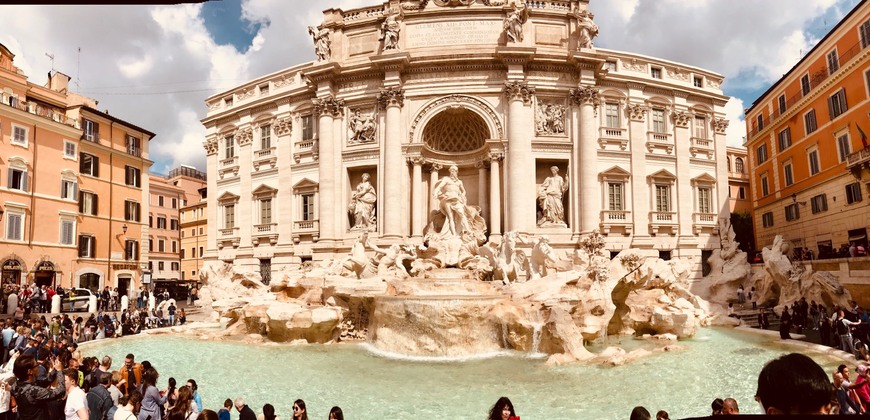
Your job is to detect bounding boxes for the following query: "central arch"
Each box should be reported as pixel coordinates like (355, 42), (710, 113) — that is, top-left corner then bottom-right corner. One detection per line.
(409, 95), (503, 147)
(422, 108), (489, 153)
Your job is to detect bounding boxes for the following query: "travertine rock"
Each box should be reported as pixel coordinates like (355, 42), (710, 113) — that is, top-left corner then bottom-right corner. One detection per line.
(265, 302), (343, 343)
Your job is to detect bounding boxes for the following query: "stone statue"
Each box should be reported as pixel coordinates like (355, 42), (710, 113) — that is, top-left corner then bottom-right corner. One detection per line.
(308, 25), (331, 61)
(422, 164), (487, 267)
(379, 13), (401, 51)
(432, 165), (471, 237)
(529, 235), (558, 280)
(348, 110), (377, 144)
(576, 10), (599, 49)
(366, 236), (414, 277)
(348, 173), (377, 229)
(537, 166), (569, 226)
(535, 102), (566, 135)
(503, 3), (528, 43)
(479, 230), (529, 285)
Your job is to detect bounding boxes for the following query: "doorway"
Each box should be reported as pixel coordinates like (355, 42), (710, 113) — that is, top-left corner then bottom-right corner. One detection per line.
(118, 276), (131, 298)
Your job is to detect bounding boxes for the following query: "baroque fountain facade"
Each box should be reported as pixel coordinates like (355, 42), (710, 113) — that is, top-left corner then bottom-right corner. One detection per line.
(198, 0), (854, 362)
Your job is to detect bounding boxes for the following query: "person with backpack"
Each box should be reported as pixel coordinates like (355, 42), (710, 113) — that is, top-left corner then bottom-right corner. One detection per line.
(87, 373), (114, 420)
(838, 309), (862, 356)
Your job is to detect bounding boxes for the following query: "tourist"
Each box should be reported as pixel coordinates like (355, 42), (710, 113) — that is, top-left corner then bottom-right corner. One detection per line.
(86, 373), (114, 420)
(721, 397), (739, 415)
(654, 410), (669, 420)
(750, 287), (757, 309)
(837, 309), (861, 356)
(218, 399), (232, 420)
(235, 397), (256, 420)
(165, 377), (178, 412)
(487, 396), (518, 420)
(291, 399), (308, 420)
(178, 308), (186, 326)
(629, 406), (651, 420)
(854, 365), (870, 410)
(11, 354), (65, 419)
(187, 379), (203, 412)
(756, 353), (833, 414)
(710, 398), (724, 415)
(119, 353), (143, 396)
(64, 367), (90, 420)
(115, 391), (142, 420)
(258, 403), (278, 420)
(196, 410), (218, 420)
(737, 285), (745, 305)
(108, 372), (123, 410)
(168, 385), (198, 420)
(327, 406), (343, 420)
(168, 302), (177, 326)
(779, 307), (792, 339)
(138, 367), (167, 420)
(833, 371), (861, 415)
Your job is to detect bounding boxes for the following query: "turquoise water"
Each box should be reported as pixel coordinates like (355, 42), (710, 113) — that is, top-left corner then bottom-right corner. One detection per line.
(82, 328), (843, 419)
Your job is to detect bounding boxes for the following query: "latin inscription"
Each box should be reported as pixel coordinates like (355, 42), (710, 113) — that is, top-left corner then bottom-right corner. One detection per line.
(406, 20), (503, 48)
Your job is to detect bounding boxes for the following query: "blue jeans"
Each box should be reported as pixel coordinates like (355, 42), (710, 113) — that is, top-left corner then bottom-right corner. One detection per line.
(168, 315), (175, 326)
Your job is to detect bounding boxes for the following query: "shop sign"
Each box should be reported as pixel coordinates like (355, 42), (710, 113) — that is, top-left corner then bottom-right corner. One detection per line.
(1, 260), (21, 271)
(35, 261), (55, 271)
(112, 263), (139, 271)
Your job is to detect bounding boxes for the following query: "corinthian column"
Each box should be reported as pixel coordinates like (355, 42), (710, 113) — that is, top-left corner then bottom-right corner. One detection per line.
(378, 87), (406, 238)
(504, 81), (535, 232)
(570, 85), (600, 234)
(410, 157), (424, 238)
(313, 96), (344, 242)
(489, 152), (503, 237)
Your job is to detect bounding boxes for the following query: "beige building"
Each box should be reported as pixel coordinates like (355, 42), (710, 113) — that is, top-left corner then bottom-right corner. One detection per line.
(202, 0), (731, 281)
(726, 146), (750, 215)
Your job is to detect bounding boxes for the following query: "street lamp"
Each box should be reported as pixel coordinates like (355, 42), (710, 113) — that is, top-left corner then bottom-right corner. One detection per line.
(122, 224), (128, 234)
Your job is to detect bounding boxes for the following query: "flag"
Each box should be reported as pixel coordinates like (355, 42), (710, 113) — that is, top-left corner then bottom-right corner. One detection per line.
(858, 123), (868, 148)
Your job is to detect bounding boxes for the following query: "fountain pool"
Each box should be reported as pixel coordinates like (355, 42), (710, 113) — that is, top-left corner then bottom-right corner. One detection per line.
(83, 328), (843, 419)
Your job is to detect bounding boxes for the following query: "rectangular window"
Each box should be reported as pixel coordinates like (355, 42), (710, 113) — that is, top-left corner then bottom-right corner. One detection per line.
(191, 247), (196, 258)
(261, 198), (272, 224)
(79, 191), (98, 215)
(82, 118), (98, 141)
(655, 185), (671, 212)
(158, 239), (165, 252)
(125, 166), (141, 187)
(8, 168), (28, 191)
(828, 88), (848, 119)
(78, 235), (95, 258)
(225, 205), (235, 229)
(651, 67), (662, 79)
(761, 174), (769, 196)
(693, 77), (703, 88)
(783, 161), (794, 186)
(157, 217), (166, 229)
(5, 213), (23, 241)
(777, 128), (791, 151)
(60, 219), (74, 245)
(261, 125), (271, 150)
(126, 135), (141, 157)
(698, 187), (711, 213)
(170, 219), (178, 230)
(605, 103), (620, 128)
(61, 179), (77, 200)
(756, 144), (768, 164)
(302, 115), (314, 140)
(846, 182), (863, 204)
(804, 109), (817, 135)
(608, 182), (624, 211)
(191, 228), (196, 236)
(125, 240), (137, 260)
(124, 200), (140, 222)
(811, 194), (828, 214)
(756, 114), (764, 131)
(827, 50), (839, 74)
(837, 134), (851, 163)
(652, 109), (666, 133)
(778, 94), (787, 114)
(762, 212), (774, 228)
(12, 126), (27, 146)
(224, 135), (235, 159)
(158, 196), (164, 207)
(808, 149), (820, 175)
(302, 194), (315, 221)
(64, 141), (77, 159)
(861, 19), (870, 48)
(694, 116), (707, 139)
(80, 153), (99, 177)
(785, 203), (800, 221)
(605, 61), (617, 72)
(738, 186), (746, 199)
(801, 74), (811, 96)
(171, 241), (177, 253)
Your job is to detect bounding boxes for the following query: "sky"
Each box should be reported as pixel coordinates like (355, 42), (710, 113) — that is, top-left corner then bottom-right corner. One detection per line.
(0, 0), (861, 174)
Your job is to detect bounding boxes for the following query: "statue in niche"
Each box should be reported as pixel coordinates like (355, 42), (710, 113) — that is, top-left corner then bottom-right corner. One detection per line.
(503, 2), (528, 43)
(537, 166), (569, 226)
(348, 110), (377, 144)
(379, 12), (401, 51)
(432, 165), (471, 237)
(576, 10), (599, 49)
(348, 173), (377, 229)
(308, 25), (331, 61)
(535, 102), (566, 135)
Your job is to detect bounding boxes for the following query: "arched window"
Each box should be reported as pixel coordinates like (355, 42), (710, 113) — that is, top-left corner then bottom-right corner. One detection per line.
(735, 158), (744, 174)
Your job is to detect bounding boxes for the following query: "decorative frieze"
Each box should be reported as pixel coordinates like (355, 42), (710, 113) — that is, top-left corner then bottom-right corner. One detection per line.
(312, 96), (345, 117)
(535, 100), (566, 136)
(235, 127), (253, 146)
(713, 117), (729, 134)
(671, 111), (691, 127)
(504, 81), (535, 104)
(626, 103), (648, 121)
(377, 87), (406, 109)
(273, 117), (293, 136)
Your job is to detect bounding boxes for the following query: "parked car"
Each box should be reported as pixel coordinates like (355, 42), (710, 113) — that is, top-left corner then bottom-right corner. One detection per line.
(61, 288), (93, 312)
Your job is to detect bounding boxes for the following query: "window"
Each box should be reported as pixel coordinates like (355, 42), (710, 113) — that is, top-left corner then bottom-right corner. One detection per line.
(828, 88), (848, 119)
(694, 116), (707, 139)
(80, 153), (99, 177)
(735, 158), (744, 173)
(78, 235), (95, 258)
(608, 182), (624, 211)
(158, 262), (165, 271)
(808, 148), (820, 175)
(126, 135), (141, 157)
(756, 144), (768, 164)
(60, 219), (75, 245)
(783, 161), (794, 186)
(777, 128), (791, 151)
(811, 194), (828, 214)
(697, 187), (711, 213)
(800, 74), (811, 96)
(171, 198), (177, 209)
(12, 126), (27, 146)
(651, 109), (666, 133)
(861, 19), (870, 48)
(260, 125), (271, 150)
(785, 203), (800, 221)
(124, 200), (141, 222)
(191, 247), (196, 258)
(225, 205), (235, 228)
(804, 110), (817, 135)
(738, 186), (746, 199)
(63, 140), (77, 159)
(259, 84), (269, 95)
(827, 50), (839, 74)
(837, 133), (851, 163)
(224, 135), (235, 159)
(158, 196), (164, 207)
(4, 212), (23, 241)
(8, 168), (28, 191)
(651, 67), (662, 79)
(158, 239), (165, 252)
(79, 191), (98, 215)
(761, 174), (769, 196)
(778, 94), (786, 114)
(157, 217), (166, 229)
(655, 185), (671, 212)
(756, 114), (764, 131)
(301, 194), (315, 221)
(604, 103), (620, 128)
(302, 115), (314, 140)
(199, 227), (203, 235)
(199, 246), (203, 257)
(261, 198), (272, 224)
(82, 118), (98, 141)
(61, 179), (77, 200)
(125, 166), (140, 187)
(170, 219), (178, 230)
(171, 262), (179, 271)
(605, 61), (617, 72)
(191, 228), (196, 236)
(846, 182), (863, 204)
(148, 238), (153, 252)
(171, 241), (177, 253)
(693, 77), (703, 88)
(762, 212), (774, 228)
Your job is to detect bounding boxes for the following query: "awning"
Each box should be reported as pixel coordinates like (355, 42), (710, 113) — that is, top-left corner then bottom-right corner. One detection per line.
(849, 233), (867, 242)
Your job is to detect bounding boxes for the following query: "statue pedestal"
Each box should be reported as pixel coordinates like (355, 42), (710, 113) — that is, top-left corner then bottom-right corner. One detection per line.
(537, 222), (568, 229)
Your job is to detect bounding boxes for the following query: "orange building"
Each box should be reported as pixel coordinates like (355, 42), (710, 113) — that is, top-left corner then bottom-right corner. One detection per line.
(0, 42), (154, 296)
(180, 186), (207, 284)
(745, 1), (870, 259)
(150, 166), (206, 290)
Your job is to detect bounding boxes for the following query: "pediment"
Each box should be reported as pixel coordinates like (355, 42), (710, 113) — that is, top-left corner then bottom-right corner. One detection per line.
(252, 184), (278, 197)
(648, 169), (676, 184)
(217, 191), (240, 204)
(293, 178), (319, 193)
(599, 165), (631, 181)
(691, 172), (717, 186)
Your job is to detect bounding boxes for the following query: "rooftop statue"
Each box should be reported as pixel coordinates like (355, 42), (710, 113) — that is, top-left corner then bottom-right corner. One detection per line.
(575, 10), (599, 49)
(379, 12), (402, 51)
(308, 25), (331, 61)
(503, 2), (528, 43)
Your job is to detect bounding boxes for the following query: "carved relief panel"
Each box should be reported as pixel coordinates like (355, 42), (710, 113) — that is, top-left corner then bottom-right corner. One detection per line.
(535, 99), (567, 136)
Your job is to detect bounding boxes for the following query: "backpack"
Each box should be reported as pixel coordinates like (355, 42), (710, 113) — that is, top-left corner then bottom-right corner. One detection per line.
(837, 318), (850, 335)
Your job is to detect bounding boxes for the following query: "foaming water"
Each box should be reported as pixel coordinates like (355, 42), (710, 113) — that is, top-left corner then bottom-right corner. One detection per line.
(359, 342), (515, 362)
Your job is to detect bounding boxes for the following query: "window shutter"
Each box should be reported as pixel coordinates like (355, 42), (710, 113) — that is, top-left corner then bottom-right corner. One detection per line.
(79, 191), (84, 213)
(93, 122), (99, 140)
(21, 172), (27, 192)
(78, 236), (86, 257)
(93, 194), (98, 216)
(6, 169), (10, 187)
(842, 88), (848, 111)
(828, 95), (834, 119)
(93, 156), (99, 177)
(125, 166), (130, 185)
(9, 214), (21, 240)
(90, 237), (96, 258)
(73, 183), (78, 200)
(135, 241), (139, 260)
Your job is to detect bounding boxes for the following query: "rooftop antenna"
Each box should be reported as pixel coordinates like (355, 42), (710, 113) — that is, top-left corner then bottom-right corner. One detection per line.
(75, 47), (81, 91)
(45, 52), (55, 74)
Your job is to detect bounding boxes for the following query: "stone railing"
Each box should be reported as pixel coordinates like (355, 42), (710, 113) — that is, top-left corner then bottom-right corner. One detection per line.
(693, 212), (716, 224)
(255, 223), (276, 233)
(692, 137), (712, 148)
(648, 132), (671, 143)
(526, 0), (572, 11)
(296, 140), (315, 151)
(255, 147), (274, 158)
(649, 211), (677, 223)
(219, 227), (239, 237)
(601, 210), (629, 221)
(294, 220), (319, 232)
(847, 146), (870, 168)
(220, 156), (238, 168)
(342, 5), (384, 22)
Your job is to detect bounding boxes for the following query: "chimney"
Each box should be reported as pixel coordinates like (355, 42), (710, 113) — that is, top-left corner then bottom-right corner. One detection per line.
(48, 71), (70, 93)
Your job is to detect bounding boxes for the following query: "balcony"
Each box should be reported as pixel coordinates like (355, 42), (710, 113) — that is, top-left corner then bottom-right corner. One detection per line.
(294, 139), (318, 163)
(648, 211), (677, 236)
(293, 219), (320, 243)
(599, 210), (632, 235)
(127, 145), (141, 157)
(692, 212), (717, 235)
(217, 227), (239, 249)
(218, 156), (239, 179)
(645, 131), (673, 154)
(598, 127), (628, 151)
(0, 93), (80, 129)
(847, 146), (870, 172)
(253, 223), (278, 246)
(253, 147), (277, 171)
(690, 137), (714, 159)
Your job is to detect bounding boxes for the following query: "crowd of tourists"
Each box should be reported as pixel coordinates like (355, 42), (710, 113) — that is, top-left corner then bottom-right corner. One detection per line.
(771, 298), (870, 360)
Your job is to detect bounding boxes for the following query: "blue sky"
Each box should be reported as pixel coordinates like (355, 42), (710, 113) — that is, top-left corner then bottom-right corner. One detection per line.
(0, 0), (862, 173)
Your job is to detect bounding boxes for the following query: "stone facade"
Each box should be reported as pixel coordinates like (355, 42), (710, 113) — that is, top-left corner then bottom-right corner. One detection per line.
(202, 0), (730, 281)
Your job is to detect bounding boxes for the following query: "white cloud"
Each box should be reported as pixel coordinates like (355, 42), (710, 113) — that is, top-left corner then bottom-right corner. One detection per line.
(724, 97), (747, 149)
(118, 54), (154, 79)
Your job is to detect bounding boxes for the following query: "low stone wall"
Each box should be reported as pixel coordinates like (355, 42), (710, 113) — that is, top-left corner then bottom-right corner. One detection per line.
(750, 256), (870, 308)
